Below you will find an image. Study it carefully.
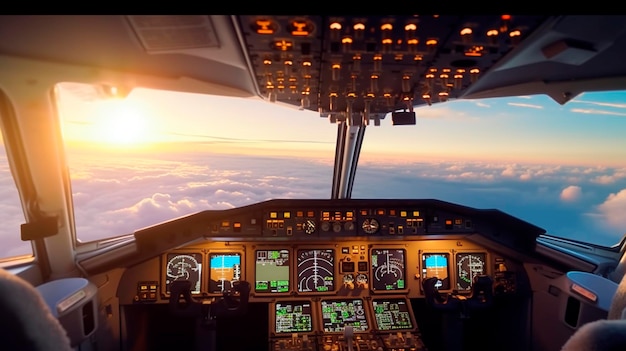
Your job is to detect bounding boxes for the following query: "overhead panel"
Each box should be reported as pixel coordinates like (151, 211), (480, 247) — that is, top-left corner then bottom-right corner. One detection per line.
(236, 15), (547, 124)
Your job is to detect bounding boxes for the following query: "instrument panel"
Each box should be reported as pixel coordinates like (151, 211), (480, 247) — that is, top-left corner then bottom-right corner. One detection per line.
(158, 239), (507, 300)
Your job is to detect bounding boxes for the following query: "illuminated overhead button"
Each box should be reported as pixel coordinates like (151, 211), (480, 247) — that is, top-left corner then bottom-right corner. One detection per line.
(509, 29), (522, 45)
(383, 92), (393, 108)
(460, 27), (473, 44)
(302, 60), (311, 76)
(407, 38), (419, 53)
(270, 212), (277, 219)
(284, 211), (291, 218)
(402, 74), (411, 92)
(329, 21), (342, 41)
(470, 68), (480, 82)
(352, 54), (362, 72)
(425, 73), (435, 92)
(382, 38), (393, 53)
(353, 22), (365, 40)
(331, 63), (341, 81)
(329, 91), (338, 111)
(373, 54), (382, 72)
(405, 23), (417, 38)
(273, 40), (294, 51)
(413, 211), (420, 217)
(288, 20), (314, 36)
(439, 73), (449, 87)
(284, 60), (293, 76)
(438, 91), (449, 102)
(487, 29), (499, 45)
(426, 38), (438, 53)
(301, 90), (310, 109)
(342, 37), (353, 53)
(500, 14), (512, 33)
(454, 72), (464, 89)
(370, 74), (379, 93)
(465, 45), (484, 57)
(422, 93), (432, 106)
(252, 19), (276, 35)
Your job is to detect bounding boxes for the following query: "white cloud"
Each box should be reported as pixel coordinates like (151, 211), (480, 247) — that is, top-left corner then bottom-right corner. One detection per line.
(570, 108), (626, 117)
(507, 102), (544, 109)
(560, 185), (582, 202)
(597, 189), (626, 229)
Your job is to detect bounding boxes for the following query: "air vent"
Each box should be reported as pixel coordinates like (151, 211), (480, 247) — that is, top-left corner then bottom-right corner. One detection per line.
(127, 15), (219, 52)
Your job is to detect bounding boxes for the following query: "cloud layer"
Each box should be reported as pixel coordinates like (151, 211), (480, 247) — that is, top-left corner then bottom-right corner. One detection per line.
(64, 152), (626, 247)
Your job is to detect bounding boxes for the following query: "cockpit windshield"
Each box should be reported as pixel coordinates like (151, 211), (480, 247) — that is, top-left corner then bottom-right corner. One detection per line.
(53, 83), (626, 248)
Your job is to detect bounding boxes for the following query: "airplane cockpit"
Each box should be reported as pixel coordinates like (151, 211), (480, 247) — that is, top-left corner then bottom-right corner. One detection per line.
(117, 198), (540, 350)
(1, 14), (626, 351)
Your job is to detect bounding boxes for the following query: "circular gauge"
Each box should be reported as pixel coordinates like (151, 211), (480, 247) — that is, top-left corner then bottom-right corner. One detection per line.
(371, 249), (406, 290)
(343, 274), (355, 288)
(344, 221), (355, 231)
(320, 221), (331, 232)
(303, 219), (316, 234)
(355, 273), (368, 288)
(362, 218), (380, 234)
(456, 253), (486, 291)
(333, 222), (342, 232)
(165, 253), (202, 294)
(297, 249), (335, 292)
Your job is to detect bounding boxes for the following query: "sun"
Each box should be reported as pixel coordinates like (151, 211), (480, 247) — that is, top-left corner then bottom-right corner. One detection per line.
(92, 99), (151, 145)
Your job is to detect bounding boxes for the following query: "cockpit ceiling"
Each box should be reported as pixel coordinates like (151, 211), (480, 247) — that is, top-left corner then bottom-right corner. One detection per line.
(2, 15), (626, 110)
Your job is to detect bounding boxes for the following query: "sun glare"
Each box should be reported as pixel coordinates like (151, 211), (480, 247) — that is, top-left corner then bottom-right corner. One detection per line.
(93, 100), (150, 145)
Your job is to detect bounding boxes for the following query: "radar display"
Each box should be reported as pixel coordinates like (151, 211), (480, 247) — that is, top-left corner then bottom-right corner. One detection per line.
(371, 248), (406, 291)
(297, 249), (335, 293)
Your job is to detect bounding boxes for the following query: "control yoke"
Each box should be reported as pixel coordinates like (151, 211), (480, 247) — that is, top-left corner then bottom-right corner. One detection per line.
(168, 279), (251, 319)
(422, 275), (494, 316)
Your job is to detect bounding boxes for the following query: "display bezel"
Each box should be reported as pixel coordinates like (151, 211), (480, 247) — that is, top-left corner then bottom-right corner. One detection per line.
(419, 251), (452, 292)
(295, 246), (337, 295)
(160, 249), (205, 298)
(318, 297), (371, 333)
(369, 296), (417, 332)
(253, 248), (292, 296)
(207, 250), (245, 295)
(454, 250), (489, 293)
(269, 300), (316, 336)
(369, 246), (409, 294)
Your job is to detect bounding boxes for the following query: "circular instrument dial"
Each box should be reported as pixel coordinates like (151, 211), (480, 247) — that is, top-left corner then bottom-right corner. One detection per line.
(165, 253), (202, 294)
(297, 249), (335, 293)
(362, 218), (379, 234)
(456, 253), (486, 291)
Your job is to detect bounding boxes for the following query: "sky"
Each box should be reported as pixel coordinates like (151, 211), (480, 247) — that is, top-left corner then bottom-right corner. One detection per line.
(2, 84), (626, 258)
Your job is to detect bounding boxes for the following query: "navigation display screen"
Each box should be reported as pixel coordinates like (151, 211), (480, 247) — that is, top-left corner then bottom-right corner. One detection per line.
(208, 252), (242, 293)
(371, 248), (406, 291)
(320, 298), (369, 332)
(164, 252), (203, 294)
(274, 301), (313, 334)
(372, 298), (414, 331)
(255, 249), (290, 293)
(297, 249), (335, 293)
(422, 253), (451, 290)
(456, 252), (487, 291)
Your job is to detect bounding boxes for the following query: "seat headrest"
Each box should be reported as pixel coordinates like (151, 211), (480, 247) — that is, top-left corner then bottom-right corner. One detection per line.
(0, 268), (73, 351)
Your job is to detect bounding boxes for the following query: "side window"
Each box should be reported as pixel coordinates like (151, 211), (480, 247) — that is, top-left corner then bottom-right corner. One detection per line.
(0, 135), (31, 259)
